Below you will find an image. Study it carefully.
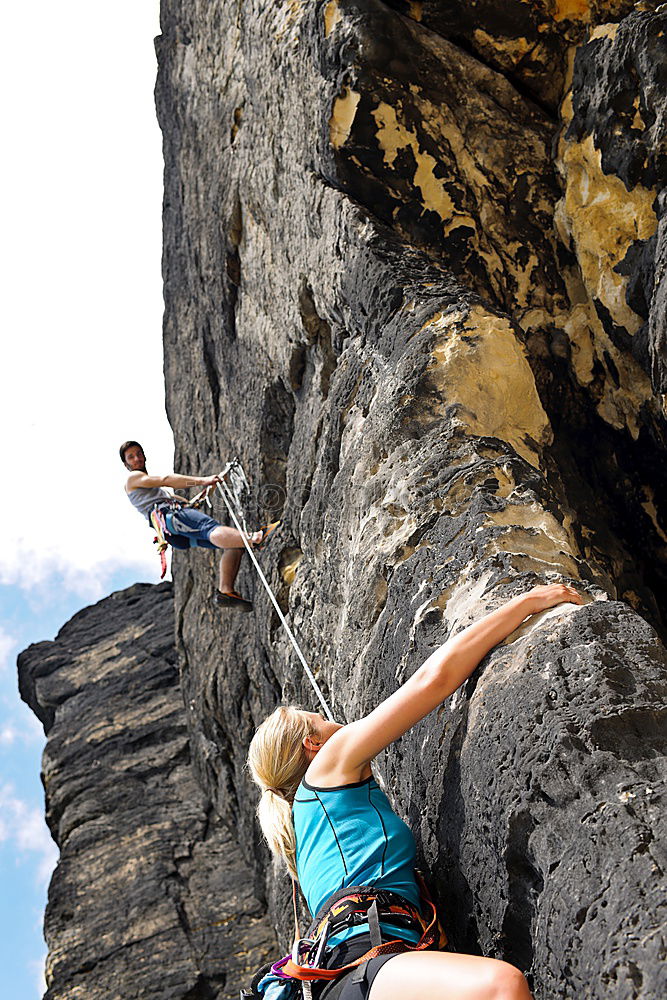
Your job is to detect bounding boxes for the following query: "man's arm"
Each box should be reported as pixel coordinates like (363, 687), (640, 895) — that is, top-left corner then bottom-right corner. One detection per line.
(125, 471), (220, 493)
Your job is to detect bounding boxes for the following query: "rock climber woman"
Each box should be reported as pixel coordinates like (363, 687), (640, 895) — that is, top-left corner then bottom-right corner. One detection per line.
(247, 583), (583, 1000)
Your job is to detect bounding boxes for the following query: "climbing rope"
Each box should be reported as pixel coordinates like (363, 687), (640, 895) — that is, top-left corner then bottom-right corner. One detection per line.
(213, 461), (334, 723)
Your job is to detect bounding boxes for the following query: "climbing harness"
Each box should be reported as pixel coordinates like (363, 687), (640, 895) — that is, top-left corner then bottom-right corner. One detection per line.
(281, 877), (442, 984)
(214, 461), (334, 723)
(149, 484), (217, 580)
(241, 877), (444, 998)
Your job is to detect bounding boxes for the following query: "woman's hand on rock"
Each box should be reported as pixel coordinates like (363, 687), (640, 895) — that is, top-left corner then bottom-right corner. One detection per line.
(523, 583), (584, 615)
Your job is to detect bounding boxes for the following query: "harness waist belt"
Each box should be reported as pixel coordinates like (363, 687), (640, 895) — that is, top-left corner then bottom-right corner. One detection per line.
(155, 499), (187, 515)
(282, 880), (441, 983)
(306, 885), (424, 942)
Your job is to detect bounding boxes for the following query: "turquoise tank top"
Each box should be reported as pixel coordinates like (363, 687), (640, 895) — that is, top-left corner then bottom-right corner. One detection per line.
(293, 776), (421, 946)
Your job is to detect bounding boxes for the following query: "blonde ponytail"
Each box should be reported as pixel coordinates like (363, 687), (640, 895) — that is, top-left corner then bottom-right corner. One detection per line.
(247, 706), (313, 879)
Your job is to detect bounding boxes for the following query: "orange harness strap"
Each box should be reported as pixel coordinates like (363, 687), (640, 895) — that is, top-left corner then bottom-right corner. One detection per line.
(283, 886), (441, 983)
(150, 508), (169, 580)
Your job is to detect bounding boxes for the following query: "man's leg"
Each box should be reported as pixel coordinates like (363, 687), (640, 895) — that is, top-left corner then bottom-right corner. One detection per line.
(218, 548), (243, 594)
(208, 524), (262, 548)
(166, 509), (257, 610)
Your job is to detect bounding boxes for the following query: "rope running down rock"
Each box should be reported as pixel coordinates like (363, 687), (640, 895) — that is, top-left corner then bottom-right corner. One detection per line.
(212, 463), (334, 722)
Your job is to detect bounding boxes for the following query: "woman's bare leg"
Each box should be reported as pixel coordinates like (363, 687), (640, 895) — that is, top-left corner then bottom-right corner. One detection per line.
(369, 952), (532, 1000)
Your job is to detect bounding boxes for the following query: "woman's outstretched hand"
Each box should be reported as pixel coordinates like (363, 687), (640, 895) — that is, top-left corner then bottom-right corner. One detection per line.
(522, 583), (585, 615)
(310, 581), (588, 782)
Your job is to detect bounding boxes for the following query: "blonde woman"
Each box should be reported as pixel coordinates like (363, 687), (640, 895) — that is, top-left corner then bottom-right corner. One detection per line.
(248, 584), (583, 1000)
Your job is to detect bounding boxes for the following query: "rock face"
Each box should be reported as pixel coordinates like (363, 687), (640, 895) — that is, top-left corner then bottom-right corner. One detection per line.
(153, 2), (667, 999)
(21, 4), (667, 999)
(18, 583), (276, 1000)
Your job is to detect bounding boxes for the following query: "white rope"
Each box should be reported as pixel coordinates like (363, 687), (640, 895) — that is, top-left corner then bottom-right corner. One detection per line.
(215, 472), (334, 722)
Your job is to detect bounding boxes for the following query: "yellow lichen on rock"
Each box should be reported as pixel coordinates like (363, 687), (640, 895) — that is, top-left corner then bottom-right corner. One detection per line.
(400, 88), (558, 311)
(587, 22), (619, 43)
(425, 305), (552, 468)
(556, 132), (658, 335)
(550, 0), (591, 22)
(323, 0), (342, 37)
(593, 336), (653, 439)
(372, 102), (477, 235)
(506, 242), (542, 310)
(559, 301), (597, 385)
(432, 114), (490, 194)
(329, 86), (361, 148)
(484, 502), (582, 578)
(516, 286), (654, 438)
(279, 548), (304, 586)
(584, 316), (651, 437)
(414, 310), (466, 340)
(552, 72), (660, 437)
(484, 528), (581, 579)
(473, 28), (535, 71)
(272, 0), (303, 43)
(641, 487), (667, 546)
(631, 94), (646, 131)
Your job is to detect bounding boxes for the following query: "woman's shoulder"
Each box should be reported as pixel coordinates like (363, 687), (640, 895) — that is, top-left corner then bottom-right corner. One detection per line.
(301, 757), (374, 791)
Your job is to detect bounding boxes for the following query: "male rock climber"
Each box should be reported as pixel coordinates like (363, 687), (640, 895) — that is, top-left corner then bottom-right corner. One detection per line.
(120, 440), (277, 612)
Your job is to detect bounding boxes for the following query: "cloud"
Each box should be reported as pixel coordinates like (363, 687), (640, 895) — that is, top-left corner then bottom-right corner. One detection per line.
(0, 724), (18, 746)
(0, 711), (43, 748)
(0, 627), (16, 672)
(0, 783), (58, 885)
(30, 952), (48, 1000)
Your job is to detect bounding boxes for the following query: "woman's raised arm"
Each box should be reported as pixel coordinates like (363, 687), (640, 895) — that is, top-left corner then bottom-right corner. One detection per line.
(315, 584), (583, 780)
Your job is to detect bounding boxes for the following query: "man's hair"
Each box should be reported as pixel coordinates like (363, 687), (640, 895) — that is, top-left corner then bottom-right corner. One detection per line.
(119, 440), (144, 465)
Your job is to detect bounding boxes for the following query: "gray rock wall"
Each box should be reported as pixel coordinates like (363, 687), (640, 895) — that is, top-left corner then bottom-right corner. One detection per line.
(18, 583), (276, 1000)
(154, 2), (667, 998)
(20, 4), (667, 999)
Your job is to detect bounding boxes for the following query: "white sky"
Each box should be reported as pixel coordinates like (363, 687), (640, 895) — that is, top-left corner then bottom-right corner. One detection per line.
(1, 6), (171, 992)
(1, 1), (173, 601)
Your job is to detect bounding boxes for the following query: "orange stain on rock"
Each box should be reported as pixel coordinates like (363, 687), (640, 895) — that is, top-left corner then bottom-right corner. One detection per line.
(551, 0), (590, 21)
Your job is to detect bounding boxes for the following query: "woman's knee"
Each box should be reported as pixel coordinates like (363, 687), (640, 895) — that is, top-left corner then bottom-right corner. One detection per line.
(368, 951), (531, 1000)
(488, 961), (532, 1000)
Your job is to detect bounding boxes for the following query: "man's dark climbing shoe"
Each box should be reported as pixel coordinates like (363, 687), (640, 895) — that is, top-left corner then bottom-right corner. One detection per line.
(256, 521), (281, 549)
(214, 591), (253, 612)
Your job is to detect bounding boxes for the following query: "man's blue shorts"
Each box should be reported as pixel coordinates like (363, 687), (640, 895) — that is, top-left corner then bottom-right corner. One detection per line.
(164, 507), (220, 549)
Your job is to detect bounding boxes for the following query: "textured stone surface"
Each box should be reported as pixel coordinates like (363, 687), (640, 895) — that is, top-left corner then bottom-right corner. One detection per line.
(154, 2), (667, 998)
(18, 583), (276, 1000)
(557, 11), (667, 392)
(384, 1), (637, 111)
(157, 0), (667, 622)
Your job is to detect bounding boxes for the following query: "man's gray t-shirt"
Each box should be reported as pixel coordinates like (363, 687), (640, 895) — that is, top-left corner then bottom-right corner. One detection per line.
(127, 486), (172, 521)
